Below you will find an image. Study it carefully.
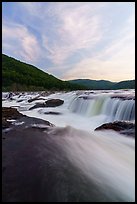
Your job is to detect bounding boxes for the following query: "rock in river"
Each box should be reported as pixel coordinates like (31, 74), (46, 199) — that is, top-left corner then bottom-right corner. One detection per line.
(95, 121), (135, 137)
(29, 99), (64, 110)
(45, 99), (64, 107)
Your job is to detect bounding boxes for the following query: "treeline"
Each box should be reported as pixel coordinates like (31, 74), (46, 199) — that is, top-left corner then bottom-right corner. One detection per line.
(2, 54), (86, 91)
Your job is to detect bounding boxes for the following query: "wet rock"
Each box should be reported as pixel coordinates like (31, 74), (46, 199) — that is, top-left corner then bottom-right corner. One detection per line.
(28, 96), (40, 103)
(40, 91), (55, 97)
(111, 94), (135, 100)
(7, 92), (13, 99)
(2, 107), (24, 129)
(18, 94), (22, 98)
(28, 96), (46, 103)
(29, 99), (64, 110)
(7, 92), (16, 101)
(79, 96), (89, 100)
(44, 111), (62, 115)
(2, 106), (54, 130)
(2, 107), (24, 120)
(17, 99), (24, 102)
(95, 121), (135, 137)
(2, 118), (11, 129)
(45, 99), (64, 107)
(79, 96), (94, 100)
(29, 103), (47, 110)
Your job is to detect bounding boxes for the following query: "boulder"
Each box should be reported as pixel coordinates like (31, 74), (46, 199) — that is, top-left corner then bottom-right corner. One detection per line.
(29, 103), (47, 110)
(29, 99), (64, 110)
(45, 99), (64, 107)
(28, 96), (40, 103)
(28, 96), (46, 103)
(2, 107), (24, 129)
(7, 92), (13, 99)
(95, 121), (135, 137)
(2, 107), (23, 120)
(17, 99), (24, 102)
(44, 111), (62, 115)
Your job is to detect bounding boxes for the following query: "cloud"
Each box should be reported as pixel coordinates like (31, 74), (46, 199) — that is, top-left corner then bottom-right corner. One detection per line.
(2, 2), (135, 81)
(63, 15), (135, 82)
(16, 2), (103, 65)
(2, 20), (41, 63)
(61, 4), (135, 81)
(42, 3), (103, 65)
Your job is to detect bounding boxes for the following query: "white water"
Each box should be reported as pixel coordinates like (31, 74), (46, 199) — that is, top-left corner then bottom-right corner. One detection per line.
(2, 90), (135, 201)
(2, 90), (135, 130)
(69, 92), (135, 122)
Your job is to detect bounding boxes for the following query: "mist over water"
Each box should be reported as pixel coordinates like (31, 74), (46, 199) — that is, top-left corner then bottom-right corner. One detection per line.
(2, 90), (135, 202)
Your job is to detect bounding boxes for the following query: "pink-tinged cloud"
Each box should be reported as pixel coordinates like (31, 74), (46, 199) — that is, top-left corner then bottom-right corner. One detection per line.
(2, 21), (41, 63)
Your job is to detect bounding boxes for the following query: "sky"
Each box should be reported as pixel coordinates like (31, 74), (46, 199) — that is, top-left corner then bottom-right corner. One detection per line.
(2, 2), (135, 82)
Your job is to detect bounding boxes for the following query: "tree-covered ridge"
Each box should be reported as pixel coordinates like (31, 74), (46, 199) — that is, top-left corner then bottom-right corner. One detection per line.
(69, 79), (135, 90)
(111, 80), (135, 89)
(69, 79), (116, 90)
(2, 54), (86, 91)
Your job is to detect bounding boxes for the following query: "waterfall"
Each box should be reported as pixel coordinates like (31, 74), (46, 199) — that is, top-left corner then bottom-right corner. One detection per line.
(69, 94), (135, 122)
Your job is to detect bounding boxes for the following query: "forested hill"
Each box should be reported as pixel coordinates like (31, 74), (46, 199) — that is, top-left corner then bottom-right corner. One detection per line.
(2, 54), (85, 91)
(111, 80), (135, 89)
(69, 79), (135, 90)
(69, 79), (116, 90)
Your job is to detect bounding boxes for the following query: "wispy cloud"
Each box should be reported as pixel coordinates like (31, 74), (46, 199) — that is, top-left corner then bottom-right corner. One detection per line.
(2, 2), (135, 81)
(16, 2), (104, 65)
(62, 5), (135, 81)
(2, 20), (41, 62)
(34, 3), (102, 65)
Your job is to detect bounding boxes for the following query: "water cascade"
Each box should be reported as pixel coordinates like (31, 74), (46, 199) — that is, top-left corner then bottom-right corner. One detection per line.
(69, 95), (135, 122)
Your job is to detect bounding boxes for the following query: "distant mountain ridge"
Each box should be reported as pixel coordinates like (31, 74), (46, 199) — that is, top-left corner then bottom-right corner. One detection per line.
(69, 79), (135, 90)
